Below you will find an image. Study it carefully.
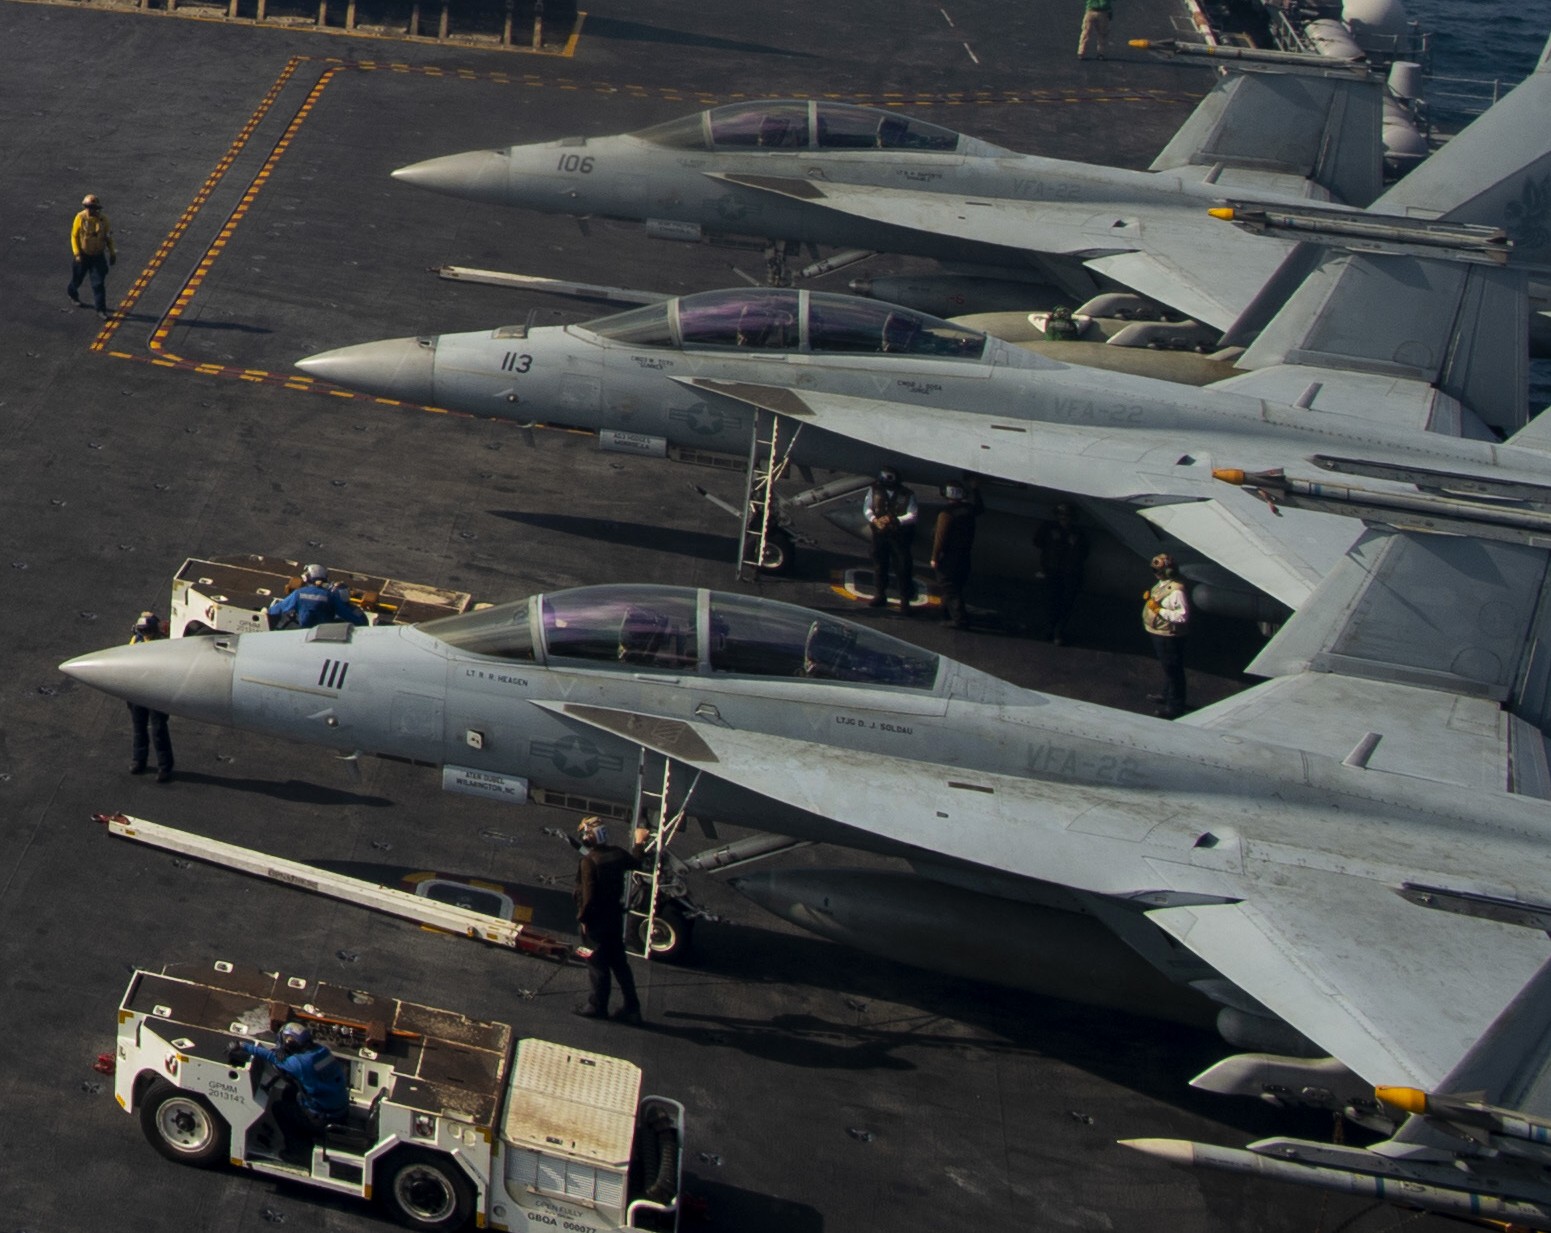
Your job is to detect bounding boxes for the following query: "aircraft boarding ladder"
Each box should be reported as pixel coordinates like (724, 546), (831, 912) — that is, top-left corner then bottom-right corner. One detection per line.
(737, 407), (801, 581)
(625, 749), (701, 959)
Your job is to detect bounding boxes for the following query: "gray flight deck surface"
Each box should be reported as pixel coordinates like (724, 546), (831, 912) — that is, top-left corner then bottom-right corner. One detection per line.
(0, 3), (1454, 1231)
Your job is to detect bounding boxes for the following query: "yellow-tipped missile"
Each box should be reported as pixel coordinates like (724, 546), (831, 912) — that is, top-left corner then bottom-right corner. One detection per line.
(1375, 1085), (1429, 1115)
(1203, 202), (1510, 263)
(1373, 1087), (1551, 1148)
(1126, 38), (1372, 68)
(1210, 468), (1247, 485)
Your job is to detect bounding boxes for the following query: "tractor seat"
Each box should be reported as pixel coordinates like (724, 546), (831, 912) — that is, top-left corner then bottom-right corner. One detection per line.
(324, 1088), (387, 1155)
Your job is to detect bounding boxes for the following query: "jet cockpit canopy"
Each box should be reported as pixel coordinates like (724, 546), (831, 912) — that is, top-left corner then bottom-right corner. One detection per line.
(585, 288), (988, 360)
(632, 100), (1007, 155)
(420, 584), (941, 689)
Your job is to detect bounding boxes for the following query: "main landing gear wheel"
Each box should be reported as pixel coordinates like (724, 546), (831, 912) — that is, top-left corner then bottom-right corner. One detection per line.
(632, 901), (695, 964)
(140, 1079), (230, 1167)
(380, 1149), (476, 1232)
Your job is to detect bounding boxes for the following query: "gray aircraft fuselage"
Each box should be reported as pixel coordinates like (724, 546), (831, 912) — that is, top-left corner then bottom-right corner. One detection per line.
(391, 100), (1319, 296)
(58, 583), (1551, 1068)
(395, 130), (1295, 270)
(297, 289), (1550, 536)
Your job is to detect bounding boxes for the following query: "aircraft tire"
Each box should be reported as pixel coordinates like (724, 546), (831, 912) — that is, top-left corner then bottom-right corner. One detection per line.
(633, 901), (694, 964)
(756, 527), (796, 576)
(140, 1079), (230, 1168)
(379, 1148), (475, 1232)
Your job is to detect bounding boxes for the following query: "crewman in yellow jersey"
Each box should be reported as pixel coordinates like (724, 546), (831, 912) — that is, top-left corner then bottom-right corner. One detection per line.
(68, 193), (117, 318)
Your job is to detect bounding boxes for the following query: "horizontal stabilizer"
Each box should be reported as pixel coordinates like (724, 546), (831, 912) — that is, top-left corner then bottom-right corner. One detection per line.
(1235, 254), (1530, 434)
(1510, 411), (1551, 455)
(1179, 671), (1530, 793)
(1248, 529), (1551, 729)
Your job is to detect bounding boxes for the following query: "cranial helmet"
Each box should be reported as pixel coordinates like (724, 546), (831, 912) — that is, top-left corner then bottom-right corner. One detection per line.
(277, 1022), (314, 1052)
(577, 816), (609, 847)
(1150, 553), (1176, 572)
(303, 563), (328, 583)
(878, 467), (898, 485)
(82, 193), (101, 207)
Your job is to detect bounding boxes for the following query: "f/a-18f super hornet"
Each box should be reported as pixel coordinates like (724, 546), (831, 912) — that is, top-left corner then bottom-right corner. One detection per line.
(56, 519), (1551, 1226)
(296, 258), (1547, 617)
(392, 63), (1392, 327)
(304, 50), (1551, 614)
(394, 46), (1551, 357)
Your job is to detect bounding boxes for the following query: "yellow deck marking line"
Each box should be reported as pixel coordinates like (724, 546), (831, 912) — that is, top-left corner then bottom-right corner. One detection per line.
(92, 55), (306, 353)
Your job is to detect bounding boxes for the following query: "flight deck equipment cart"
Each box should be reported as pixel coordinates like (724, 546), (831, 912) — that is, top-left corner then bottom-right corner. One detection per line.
(169, 555), (477, 637)
(116, 961), (684, 1232)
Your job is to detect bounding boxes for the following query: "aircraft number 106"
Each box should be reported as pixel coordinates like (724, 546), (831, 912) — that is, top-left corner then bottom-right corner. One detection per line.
(557, 155), (595, 173)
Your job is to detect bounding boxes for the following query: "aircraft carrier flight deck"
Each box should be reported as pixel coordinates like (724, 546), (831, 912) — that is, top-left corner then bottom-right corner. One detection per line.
(0, 1), (1464, 1230)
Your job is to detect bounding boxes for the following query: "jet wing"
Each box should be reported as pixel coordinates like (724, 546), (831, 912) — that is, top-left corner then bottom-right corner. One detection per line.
(534, 698), (1551, 1090)
(710, 173), (1289, 329)
(682, 376), (1353, 607)
(1142, 874), (1548, 1090)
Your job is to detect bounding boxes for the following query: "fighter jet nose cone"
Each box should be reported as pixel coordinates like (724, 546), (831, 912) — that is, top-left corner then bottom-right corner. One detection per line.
(61, 636), (236, 727)
(392, 149), (509, 203)
(296, 337), (436, 406)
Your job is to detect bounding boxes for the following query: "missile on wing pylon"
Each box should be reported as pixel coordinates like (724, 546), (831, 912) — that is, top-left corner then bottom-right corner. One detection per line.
(1378, 1086), (1551, 1150)
(1128, 39), (1375, 72)
(1308, 455), (1551, 504)
(1207, 202), (1511, 264)
(1212, 467), (1551, 546)
(1123, 1136), (1551, 1230)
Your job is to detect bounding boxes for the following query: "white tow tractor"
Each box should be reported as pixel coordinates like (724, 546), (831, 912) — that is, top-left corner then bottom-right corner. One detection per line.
(116, 961), (684, 1232)
(168, 554), (477, 636)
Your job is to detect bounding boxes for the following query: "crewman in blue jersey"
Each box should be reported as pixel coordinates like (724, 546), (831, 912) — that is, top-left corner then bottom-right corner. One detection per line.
(266, 563), (368, 630)
(236, 1021), (351, 1159)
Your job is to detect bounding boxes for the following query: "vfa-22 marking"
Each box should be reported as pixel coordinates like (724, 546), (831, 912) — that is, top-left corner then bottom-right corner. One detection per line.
(501, 352), (534, 373)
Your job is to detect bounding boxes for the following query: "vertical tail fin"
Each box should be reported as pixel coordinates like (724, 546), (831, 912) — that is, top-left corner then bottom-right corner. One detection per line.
(1150, 68), (1384, 206)
(1374, 47), (1551, 267)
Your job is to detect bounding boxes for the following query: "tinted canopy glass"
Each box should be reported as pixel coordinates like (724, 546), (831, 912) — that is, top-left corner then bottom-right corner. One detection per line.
(544, 586), (699, 670)
(634, 102), (964, 154)
(677, 289), (800, 350)
(708, 592), (938, 687)
(707, 101), (810, 149)
(814, 103), (961, 151)
(421, 585), (941, 690)
(807, 292), (985, 359)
